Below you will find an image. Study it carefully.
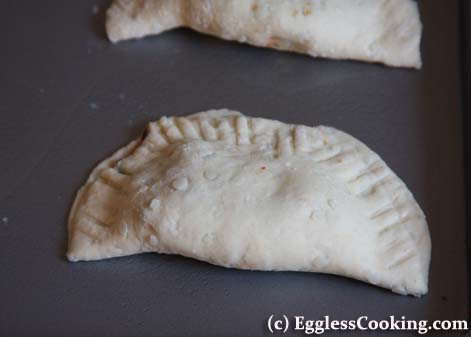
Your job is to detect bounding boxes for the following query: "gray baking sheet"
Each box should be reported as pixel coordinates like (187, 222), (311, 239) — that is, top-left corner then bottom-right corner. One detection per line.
(0, 0), (467, 336)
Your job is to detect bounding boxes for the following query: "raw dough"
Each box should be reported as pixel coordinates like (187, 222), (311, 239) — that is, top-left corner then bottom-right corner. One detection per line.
(106, 0), (422, 68)
(67, 109), (431, 296)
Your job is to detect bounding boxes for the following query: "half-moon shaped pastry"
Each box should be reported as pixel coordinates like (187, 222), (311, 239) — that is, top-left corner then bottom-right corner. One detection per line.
(67, 109), (431, 296)
(106, 0), (422, 68)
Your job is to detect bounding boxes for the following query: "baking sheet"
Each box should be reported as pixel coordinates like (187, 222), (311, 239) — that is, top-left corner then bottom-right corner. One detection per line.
(0, 0), (467, 336)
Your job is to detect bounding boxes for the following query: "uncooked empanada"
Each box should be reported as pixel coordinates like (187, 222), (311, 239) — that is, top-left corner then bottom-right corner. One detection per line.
(106, 0), (422, 68)
(68, 109), (430, 296)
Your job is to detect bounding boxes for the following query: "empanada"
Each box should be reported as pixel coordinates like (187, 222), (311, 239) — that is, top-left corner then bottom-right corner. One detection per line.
(67, 109), (431, 296)
(106, 0), (422, 68)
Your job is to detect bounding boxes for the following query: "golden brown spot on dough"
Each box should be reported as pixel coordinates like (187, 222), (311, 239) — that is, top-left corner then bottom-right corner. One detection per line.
(131, 0), (145, 18)
(303, 7), (312, 16)
(323, 139), (329, 145)
(292, 9), (299, 17)
(257, 166), (268, 175)
(336, 158), (343, 164)
(267, 36), (281, 48)
(251, 4), (258, 12)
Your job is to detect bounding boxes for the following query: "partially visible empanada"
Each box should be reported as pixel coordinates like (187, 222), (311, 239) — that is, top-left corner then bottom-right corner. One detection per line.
(67, 109), (430, 296)
(106, 0), (422, 68)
